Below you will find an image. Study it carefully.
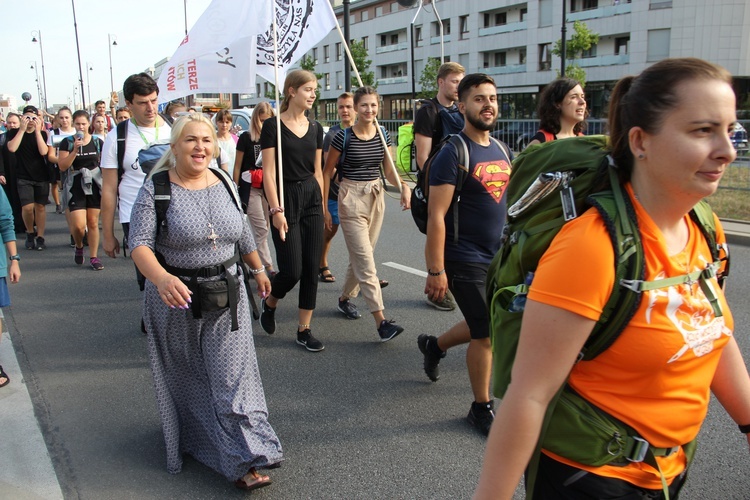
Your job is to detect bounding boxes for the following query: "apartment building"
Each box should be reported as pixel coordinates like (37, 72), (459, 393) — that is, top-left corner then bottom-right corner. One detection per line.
(239, 0), (750, 120)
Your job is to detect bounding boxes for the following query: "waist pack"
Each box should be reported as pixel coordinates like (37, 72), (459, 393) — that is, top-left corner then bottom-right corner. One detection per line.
(486, 135), (728, 498)
(193, 278), (241, 313)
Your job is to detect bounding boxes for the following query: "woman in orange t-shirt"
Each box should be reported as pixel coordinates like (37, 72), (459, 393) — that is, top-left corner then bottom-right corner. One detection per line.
(475, 58), (750, 499)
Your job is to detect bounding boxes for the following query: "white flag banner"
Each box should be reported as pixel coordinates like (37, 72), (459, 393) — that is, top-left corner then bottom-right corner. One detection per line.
(255, 0), (338, 85)
(157, 0), (273, 103)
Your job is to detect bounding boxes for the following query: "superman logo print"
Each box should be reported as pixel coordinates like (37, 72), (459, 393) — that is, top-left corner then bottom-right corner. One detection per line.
(473, 159), (511, 203)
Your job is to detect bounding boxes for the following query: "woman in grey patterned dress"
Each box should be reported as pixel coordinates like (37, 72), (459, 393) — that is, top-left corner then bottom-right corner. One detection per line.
(129, 113), (282, 491)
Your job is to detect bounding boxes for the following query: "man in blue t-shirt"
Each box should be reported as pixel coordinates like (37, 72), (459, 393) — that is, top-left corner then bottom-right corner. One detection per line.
(420, 73), (512, 437)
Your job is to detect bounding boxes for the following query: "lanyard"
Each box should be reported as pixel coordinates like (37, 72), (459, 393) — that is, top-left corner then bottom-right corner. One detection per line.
(130, 118), (158, 145)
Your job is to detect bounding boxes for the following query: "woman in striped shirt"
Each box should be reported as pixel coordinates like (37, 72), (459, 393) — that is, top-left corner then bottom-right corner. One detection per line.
(323, 86), (411, 342)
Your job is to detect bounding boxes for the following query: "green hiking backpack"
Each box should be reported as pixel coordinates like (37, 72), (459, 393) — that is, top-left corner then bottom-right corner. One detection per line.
(396, 122), (414, 173)
(486, 135), (729, 497)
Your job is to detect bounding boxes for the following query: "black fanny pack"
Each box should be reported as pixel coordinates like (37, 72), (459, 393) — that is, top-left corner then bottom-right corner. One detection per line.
(157, 252), (242, 331)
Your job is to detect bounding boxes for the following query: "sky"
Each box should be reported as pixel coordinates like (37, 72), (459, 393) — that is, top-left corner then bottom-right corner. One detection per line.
(1, 0), (214, 110)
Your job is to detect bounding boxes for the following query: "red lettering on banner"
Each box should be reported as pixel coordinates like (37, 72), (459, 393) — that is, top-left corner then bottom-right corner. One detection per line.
(167, 66), (176, 91)
(187, 59), (199, 90)
(180, 35), (189, 46)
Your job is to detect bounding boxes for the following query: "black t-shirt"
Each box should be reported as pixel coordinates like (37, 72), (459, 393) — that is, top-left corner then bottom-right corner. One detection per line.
(7, 128), (48, 181)
(236, 131), (262, 173)
(260, 118), (323, 183)
(429, 132), (512, 264)
(413, 98), (464, 158)
(59, 136), (103, 171)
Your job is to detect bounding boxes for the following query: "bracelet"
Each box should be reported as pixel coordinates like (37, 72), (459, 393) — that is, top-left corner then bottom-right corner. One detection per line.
(269, 206), (284, 216)
(250, 265), (266, 275)
(739, 423), (750, 434)
(428, 268), (445, 276)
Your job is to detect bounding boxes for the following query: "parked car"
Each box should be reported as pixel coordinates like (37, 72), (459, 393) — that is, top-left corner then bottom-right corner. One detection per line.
(491, 121), (539, 151)
(731, 123), (748, 155)
(211, 108), (254, 133)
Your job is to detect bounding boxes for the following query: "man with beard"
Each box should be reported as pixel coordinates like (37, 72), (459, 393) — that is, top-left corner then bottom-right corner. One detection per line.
(418, 74), (512, 436)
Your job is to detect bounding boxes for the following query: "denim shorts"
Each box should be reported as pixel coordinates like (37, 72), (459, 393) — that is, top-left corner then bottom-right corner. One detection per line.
(328, 199), (340, 225)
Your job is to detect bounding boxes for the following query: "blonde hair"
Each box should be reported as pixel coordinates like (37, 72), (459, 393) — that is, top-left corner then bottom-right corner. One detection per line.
(250, 102), (274, 142)
(437, 62), (465, 82)
(280, 69), (317, 113)
(148, 112), (219, 179)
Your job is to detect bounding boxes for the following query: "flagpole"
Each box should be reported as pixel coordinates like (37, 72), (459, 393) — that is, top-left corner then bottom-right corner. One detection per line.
(326, 1), (402, 193)
(271, 1), (285, 227)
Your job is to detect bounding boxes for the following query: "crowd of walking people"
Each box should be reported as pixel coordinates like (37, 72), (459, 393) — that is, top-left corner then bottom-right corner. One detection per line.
(1, 57), (748, 498)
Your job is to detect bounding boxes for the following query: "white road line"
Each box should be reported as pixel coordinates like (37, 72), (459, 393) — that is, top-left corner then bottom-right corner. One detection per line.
(382, 261), (427, 278)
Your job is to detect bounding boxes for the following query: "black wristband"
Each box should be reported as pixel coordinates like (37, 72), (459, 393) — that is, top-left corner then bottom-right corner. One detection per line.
(428, 268), (445, 277)
(739, 423), (750, 434)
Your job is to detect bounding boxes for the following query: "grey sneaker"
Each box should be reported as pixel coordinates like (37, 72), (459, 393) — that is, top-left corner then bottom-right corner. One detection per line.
(417, 334), (446, 382)
(260, 298), (276, 334)
(426, 290), (456, 311)
(337, 299), (361, 319)
(296, 329), (324, 352)
(467, 401), (495, 436)
(35, 236), (46, 251)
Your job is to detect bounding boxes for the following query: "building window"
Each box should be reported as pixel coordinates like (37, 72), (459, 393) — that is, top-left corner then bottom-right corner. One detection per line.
(256, 83), (261, 97)
(336, 42), (342, 61)
(391, 33), (399, 45)
(376, 6), (383, 16)
(380, 34), (387, 46)
(324, 45), (330, 63)
(495, 12), (507, 25)
(614, 36), (629, 55)
(539, 43), (552, 71)
(434, 19), (451, 36)
(495, 52), (507, 67)
(647, 29), (670, 61)
(415, 26), (423, 46)
(391, 2), (398, 13)
(326, 101), (337, 119)
(581, 44), (597, 58)
(312, 48), (318, 64)
(571, 0), (599, 12)
(324, 73), (330, 90)
(539, 0), (553, 27)
(460, 15), (469, 39)
(361, 36), (368, 50)
(519, 48), (527, 65)
(362, 10), (369, 21)
(336, 71), (342, 90)
(520, 8), (527, 22)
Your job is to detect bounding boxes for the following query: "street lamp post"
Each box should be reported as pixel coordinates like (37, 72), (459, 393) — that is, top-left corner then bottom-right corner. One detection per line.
(71, 0), (87, 111)
(86, 63), (93, 113)
(108, 34), (118, 96)
(30, 62), (42, 108)
(31, 30), (49, 112)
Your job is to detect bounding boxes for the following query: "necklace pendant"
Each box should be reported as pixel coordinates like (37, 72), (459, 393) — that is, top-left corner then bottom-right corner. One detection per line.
(208, 223), (218, 250)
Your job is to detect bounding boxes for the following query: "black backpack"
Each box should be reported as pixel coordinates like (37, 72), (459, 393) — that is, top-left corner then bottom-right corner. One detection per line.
(410, 134), (508, 243)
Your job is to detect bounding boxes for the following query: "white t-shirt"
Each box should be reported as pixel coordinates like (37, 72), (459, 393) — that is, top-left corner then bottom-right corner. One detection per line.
(100, 120), (171, 223)
(209, 147), (231, 173)
(217, 137), (237, 179)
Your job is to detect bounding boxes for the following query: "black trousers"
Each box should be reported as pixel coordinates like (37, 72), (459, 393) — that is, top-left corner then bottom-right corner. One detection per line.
(270, 177), (323, 310)
(530, 454), (688, 500)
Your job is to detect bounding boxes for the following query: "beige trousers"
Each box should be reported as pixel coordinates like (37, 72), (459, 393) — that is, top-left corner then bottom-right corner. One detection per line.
(338, 178), (385, 312)
(246, 187), (274, 270)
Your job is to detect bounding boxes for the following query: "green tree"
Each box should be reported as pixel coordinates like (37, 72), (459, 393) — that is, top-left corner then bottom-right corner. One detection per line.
(348, 40), (376, 89)
(551, 20), (599, 86)
(417, 58), (441, 99)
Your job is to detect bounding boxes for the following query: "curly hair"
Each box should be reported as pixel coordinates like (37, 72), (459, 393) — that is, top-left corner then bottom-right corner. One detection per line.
(537, 77), (587, 136)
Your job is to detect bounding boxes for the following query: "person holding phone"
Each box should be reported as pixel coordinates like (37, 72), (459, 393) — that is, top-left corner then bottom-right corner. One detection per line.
(5, 106), (49, 250)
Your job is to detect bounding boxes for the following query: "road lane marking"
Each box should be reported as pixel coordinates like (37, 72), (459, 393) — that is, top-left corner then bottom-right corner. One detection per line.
(382, 262), (427, 278)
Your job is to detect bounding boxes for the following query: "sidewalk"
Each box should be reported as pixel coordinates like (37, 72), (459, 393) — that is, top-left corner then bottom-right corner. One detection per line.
(0, 312), (63, 500)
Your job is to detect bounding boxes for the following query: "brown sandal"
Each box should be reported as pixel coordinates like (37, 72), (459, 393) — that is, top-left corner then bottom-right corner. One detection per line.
(234, 468), (272, 491)
(319, 266), (336, 283)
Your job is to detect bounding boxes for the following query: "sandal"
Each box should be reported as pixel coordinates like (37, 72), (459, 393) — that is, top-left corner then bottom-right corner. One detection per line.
(319, 266), (336, 283)
(234, 468), (272, 491)
(0, 365), (9, 388)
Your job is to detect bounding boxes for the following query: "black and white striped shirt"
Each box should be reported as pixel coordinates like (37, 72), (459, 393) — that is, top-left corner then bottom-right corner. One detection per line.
(331, 127), (392, 182)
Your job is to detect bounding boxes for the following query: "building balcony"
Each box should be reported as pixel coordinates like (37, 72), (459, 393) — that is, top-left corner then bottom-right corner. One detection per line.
(478, 21), (527, 37)
(377, 76), (409, 85)
(568, 3), (632, 22)
(430, 34), (452, 44)
(376, 42), (409, 54)
(578, 53), (630, 67)
(481, 63), (527, 75)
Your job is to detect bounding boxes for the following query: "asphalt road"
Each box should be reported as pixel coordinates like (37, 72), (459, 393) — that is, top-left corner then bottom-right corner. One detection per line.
(4, 194), (749, 499)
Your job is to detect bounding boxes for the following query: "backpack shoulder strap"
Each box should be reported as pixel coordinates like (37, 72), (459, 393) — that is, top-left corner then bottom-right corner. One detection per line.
(540, 129), (555, 143)
(689, 201), (729, 286)
(448, 134), (470, 244)
(152, 170), (171, 236)
(489, 136), (511, 162)
(210, 167), (243, 213)
(116, 119), (129, 184)
(337, 127), (351, 181)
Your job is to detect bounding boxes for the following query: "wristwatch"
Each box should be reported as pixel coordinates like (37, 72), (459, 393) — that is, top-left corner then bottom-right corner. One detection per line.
(9, 254), (20, 261)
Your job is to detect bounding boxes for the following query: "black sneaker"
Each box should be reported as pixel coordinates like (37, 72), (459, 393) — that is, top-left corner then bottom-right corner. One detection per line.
(259, 298), (276, 334)
(70, 235), (76, 247)
(296, 329), (324, 352)
(467, 401), (495, 436)
(417, 334), (446, 382)
(25, 233), (36, 250)
(35, 236), (46, 251)
(378, 320), (404, 342)
(337, 299), (361, 320)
